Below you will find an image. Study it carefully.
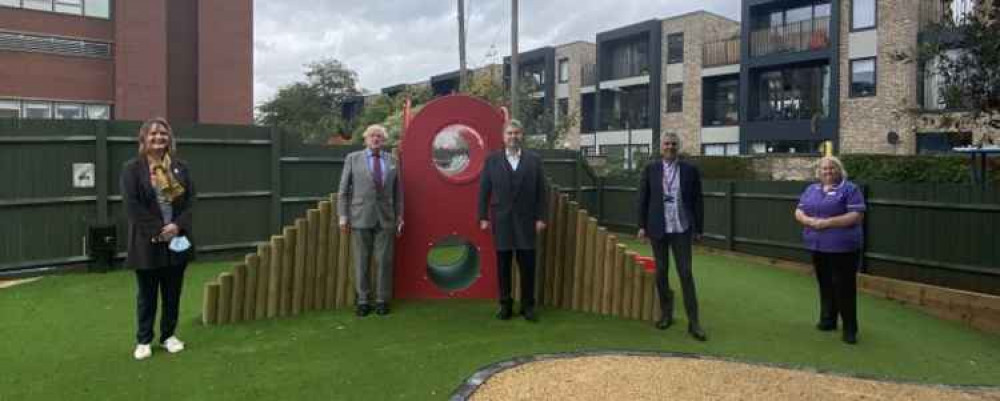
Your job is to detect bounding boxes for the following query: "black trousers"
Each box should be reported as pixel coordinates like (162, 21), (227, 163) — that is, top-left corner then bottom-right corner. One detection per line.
(812, 251), (859, 335)
(496, 249), (536, 310)
(649, 231), (699, 325)
(135, 263), (187, 345)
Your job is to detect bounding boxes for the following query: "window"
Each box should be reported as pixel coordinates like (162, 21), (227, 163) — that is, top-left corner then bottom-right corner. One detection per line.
(22, 0), (52, 10)
(54, 103), (83, 119)
(749, 140), (823, 154)
(850, 58), (876, 97)
(558, 59), (569, 83)
(917, 132), (971, 154)
(83, 0), (109, 18)
(667, 83), (683, 113)
(703, 77), (739, 126)
(0, 31), (112, 58)
(604, 36), (649, 80)
(667, 33), (684, 64)
(557, 98), (569, 121)
(852, 0), (876, 31)
(54, 0), (82, 14)
(23, 101), (52, 119)
(702, 143), (740, 156)
(753, 64), (831, 121)
(0, 0), (20, 7)
(600, 86), (650, 130)
(86, 104), (110, 120)
(0, 99), (19, 119)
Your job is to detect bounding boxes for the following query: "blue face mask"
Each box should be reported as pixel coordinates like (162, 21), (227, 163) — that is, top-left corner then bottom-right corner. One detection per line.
(169, 235), (191, 253)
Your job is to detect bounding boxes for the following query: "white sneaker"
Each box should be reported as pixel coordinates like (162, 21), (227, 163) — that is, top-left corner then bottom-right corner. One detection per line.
(162, 336), (185, 353)
(133, 344), (152, 360)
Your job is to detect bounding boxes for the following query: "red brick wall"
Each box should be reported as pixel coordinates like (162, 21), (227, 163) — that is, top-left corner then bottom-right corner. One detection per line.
(0, 7), (113, 41)
(197, 0), (253, 124)
(0, 52), (113, 101)
(166, 0), (199, 124)
(114, 0), (168, 121)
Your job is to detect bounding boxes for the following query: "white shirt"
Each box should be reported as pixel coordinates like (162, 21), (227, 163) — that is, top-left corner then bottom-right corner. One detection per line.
(505, 149), (521, 171)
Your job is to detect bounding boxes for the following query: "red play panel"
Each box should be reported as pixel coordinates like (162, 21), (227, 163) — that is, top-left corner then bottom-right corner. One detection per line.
(394, 95), (504, 299)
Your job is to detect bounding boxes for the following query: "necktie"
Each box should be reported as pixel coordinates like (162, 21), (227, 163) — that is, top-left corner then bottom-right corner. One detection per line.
(373, 150), (384, 192)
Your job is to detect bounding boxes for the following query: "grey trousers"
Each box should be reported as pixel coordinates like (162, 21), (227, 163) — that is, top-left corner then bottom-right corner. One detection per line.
(649, 230), (700, 325)
(351, 224), (393, 305)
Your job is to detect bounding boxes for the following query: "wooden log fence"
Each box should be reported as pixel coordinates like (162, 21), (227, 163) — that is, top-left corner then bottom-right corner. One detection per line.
(203, 187), (667, 326)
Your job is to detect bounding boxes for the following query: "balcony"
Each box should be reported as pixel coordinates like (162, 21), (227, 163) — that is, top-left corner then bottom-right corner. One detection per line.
(920, 0), (979, 30)
(582, 64), (597, 87)
(703, 37), (741, 67)
(749, 17), (831, 58)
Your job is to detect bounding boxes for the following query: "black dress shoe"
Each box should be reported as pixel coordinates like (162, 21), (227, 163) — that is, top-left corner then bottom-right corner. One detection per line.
(375, 303), (390, 316)
(688, 324), (707, 341)
(496, 305), (512, 320)
(655, 317), (673, 330)
(816, 321), (837, 331)
(522, 308), (538, 322)
(842, 332), (857, 345)
(355, 304), (371, 317)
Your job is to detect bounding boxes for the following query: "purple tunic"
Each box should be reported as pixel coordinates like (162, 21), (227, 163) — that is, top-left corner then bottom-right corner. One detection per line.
(797, 180), (866, 253)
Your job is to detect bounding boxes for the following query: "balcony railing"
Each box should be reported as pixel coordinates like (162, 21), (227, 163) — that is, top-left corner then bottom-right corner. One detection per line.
(703, 37), (741, 67)
(750, 17), (831, 58)
(920, 0), (979, 30)
(582, 64), (597, 87)
(702, 100), (739, 126)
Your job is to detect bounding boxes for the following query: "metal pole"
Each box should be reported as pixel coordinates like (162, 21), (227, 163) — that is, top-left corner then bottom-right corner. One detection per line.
(458, 0), (467, 91)
(510, 0), (519, 121)
(626, 120), (632, 170)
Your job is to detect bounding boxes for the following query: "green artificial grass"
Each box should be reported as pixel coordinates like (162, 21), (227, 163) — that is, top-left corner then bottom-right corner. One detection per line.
(2, 252), (998, 401)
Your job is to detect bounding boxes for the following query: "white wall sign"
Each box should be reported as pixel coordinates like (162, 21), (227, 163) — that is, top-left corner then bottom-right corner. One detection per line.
(73, 163), (95, 188)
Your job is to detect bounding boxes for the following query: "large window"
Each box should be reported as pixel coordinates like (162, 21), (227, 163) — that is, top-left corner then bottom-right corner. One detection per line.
(1, 0), (110, 18)
(600, 85), (650, 130)
(603, 36), (649, 80)
(667, 33), (684, 64)
(852, 0), (876, 31)
(0, 98), (111, 120)
(667, 83), (683, 113)
(558, 59), (569, 83)
(749, 140), (823, 154)
(702, 143), (740, 156)
(850, 58), (876, 97)
(703, 77), (739, 126)
(753, 63), (831, 121)
(580, 93), (596, 133)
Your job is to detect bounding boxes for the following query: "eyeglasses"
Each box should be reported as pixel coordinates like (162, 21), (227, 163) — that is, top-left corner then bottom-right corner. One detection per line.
(150, 131), (169, 135)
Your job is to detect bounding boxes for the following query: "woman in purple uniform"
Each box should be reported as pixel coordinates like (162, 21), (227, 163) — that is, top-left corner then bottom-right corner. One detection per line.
(794, 156), (866, 345)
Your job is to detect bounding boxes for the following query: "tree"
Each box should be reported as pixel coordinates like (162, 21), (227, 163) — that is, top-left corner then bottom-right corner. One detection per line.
(257, 58), (361, 143)
(895, 1), (1000, 145)
(465, 72), (577, 149)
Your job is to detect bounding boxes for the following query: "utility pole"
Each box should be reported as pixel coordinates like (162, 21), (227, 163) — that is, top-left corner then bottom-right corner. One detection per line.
(458, 0), (467, 91)
(510, 0), (519, 121)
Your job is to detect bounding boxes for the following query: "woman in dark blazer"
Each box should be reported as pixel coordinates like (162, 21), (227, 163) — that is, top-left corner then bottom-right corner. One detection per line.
(120, 117), (195, 360)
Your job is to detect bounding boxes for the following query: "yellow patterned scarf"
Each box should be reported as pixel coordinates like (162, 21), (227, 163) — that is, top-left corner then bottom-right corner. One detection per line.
(149, 154), (186, 202)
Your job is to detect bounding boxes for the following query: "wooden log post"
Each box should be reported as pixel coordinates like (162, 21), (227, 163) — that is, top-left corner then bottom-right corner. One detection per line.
(325, 196), (341, 309)
(304, 210), (320, 311)
(255, 244), (271, 320)
(342, 228), (355, 306)
(571, 209), (586, 311)
(600, 234), (617, 315)
(244, 254), (260, 321)
(268, 235), (284, 318)
(581, 217), (597, 313)
(202, 281), (220, 325)
(542, 189), (558, 307)
(591, 228), (608, 313)
(621, 252), (635, 319)
(627, 252), (642, 320)
(218, 272), (234, 324)
(292, 218), (308, 315)
(230, 264), (246, 323)
(280, 227), (296, 317)
(641, 270), (655, 322)
(550, 193), (567, 307)
(610, 244), (626, 317)
(317, 201), (332, 309)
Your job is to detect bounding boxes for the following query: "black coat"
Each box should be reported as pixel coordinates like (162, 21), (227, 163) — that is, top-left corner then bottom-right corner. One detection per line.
(637, 159), (703, 239)
(120, 157), (196, 270)
(478, 150), (548, 251)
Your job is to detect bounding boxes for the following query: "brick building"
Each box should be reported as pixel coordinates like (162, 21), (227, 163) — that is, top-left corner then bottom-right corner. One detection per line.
(0, 0), (252, 124)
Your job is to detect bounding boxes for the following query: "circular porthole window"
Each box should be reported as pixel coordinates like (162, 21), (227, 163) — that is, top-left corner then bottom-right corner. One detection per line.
(426, 235), (480, 292)
(431, 124), (486, 184)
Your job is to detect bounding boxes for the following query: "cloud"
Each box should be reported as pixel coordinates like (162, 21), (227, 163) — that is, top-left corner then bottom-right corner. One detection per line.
(253, 0), (740, 106)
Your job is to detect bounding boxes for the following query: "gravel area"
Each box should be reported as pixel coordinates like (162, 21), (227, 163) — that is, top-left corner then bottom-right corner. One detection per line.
(468, 355), (1000, 401)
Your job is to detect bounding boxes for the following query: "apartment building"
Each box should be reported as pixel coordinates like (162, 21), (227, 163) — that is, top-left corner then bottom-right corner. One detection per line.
(579, 12), (741, 164)
(431, 64), (503, 97)
(0, 0), (253, 124)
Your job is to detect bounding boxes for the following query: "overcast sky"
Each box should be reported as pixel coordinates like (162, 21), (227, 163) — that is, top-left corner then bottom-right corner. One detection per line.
(253, 1), (741, 107)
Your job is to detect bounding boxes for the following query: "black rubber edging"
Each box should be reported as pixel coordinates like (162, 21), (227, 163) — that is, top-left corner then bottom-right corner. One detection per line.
(450, 349), (1000, 401)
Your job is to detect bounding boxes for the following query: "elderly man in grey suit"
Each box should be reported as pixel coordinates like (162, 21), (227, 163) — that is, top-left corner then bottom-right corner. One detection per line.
(338, 124), (404, 317)
(478, 119), (548, 322)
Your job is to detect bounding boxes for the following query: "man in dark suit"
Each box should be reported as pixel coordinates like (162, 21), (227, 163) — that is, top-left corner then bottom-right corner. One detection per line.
(338, 124), (404, 317)
(478, 119), (548, 322)
(637, 133), (707, 341)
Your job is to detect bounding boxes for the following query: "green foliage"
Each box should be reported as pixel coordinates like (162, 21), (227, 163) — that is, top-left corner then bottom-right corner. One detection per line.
(257, 58), (362, 144)
(840, 154), (997, 184)
(350, 85), (433, 144)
